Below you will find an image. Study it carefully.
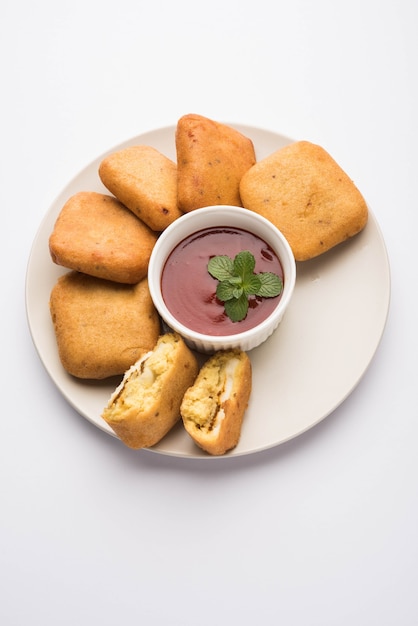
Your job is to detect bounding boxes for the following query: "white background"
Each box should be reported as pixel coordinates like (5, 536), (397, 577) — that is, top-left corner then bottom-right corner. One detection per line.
(2, 1), (417, 624)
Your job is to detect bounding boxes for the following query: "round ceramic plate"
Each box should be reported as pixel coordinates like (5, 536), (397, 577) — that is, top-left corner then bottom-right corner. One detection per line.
(26, 124), (391, 458)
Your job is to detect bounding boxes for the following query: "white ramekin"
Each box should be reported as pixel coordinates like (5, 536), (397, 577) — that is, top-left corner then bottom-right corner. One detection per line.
(148, 205), (296, 353)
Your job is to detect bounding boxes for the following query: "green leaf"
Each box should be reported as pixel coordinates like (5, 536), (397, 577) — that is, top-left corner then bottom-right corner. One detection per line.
(207, 250), (283, 323)
(232, 286), (244, 299)
(242, 274), (262, 296)
(208, 255), (235, 281)
(256, 273), (283, 297)
(233, 250), (255, 281)
(216, 280), (236, 302)
(224, 293), (249, 322)
(228, 275), (243, 285)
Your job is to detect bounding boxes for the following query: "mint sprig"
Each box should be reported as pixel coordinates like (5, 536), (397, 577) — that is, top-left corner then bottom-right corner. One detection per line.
(207, 250), (283, 322)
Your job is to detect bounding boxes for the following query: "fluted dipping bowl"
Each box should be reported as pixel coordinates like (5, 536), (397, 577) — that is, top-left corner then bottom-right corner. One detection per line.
(148, 205), (296, 353)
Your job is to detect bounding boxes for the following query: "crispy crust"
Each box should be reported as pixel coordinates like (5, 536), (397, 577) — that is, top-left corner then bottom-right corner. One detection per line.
(98, 145), (183, 231)
(180, 350), (252, 455)
(102, 333), (199, 449)
(240, 141), (368, 261)
(175, 114), (256, 212)
(49, 191), (157, 283)
(49, 273), (161, 379)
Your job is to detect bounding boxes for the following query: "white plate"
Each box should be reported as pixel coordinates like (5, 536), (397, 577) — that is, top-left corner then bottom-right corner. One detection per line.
(25, 124), (391, 459)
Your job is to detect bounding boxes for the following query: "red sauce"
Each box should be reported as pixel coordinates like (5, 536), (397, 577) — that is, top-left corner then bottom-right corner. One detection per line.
(161, 227), (284, 336)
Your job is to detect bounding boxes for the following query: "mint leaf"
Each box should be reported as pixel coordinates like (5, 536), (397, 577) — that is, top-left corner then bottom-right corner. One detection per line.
(256, 273), (283, 297)
(224, 293), (249, 322)
(228, 275), (243, 285)
(243, 274), (262, 296)
(233, 250), (255, 279)
(232, 286), (244, 299)
(208, 255), (235, 281)
(216, 280), (237, 302)
(208, 250), (283, 323)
